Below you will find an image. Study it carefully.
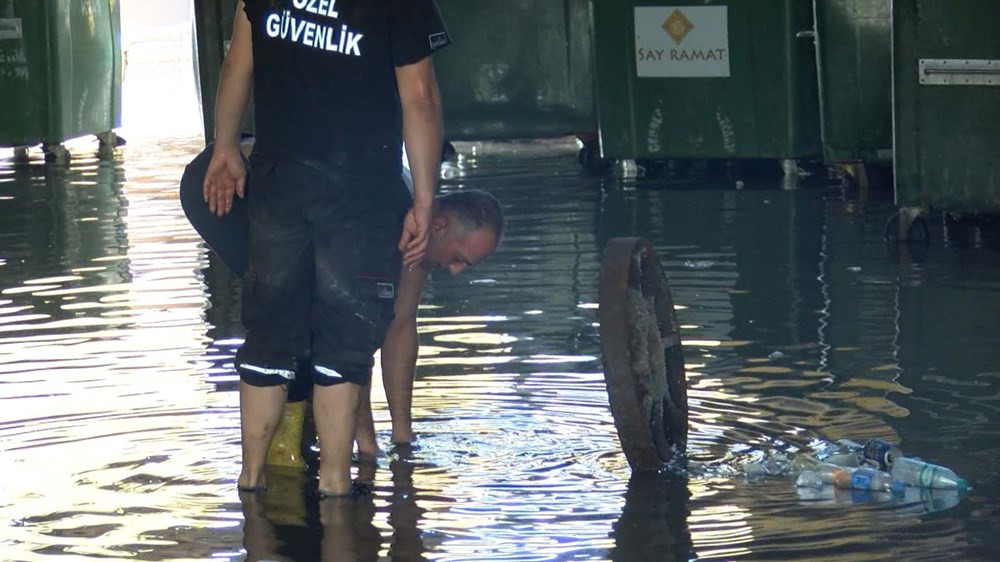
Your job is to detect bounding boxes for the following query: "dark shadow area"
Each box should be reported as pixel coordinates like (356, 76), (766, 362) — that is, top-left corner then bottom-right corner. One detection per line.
(610, 471), (693, 561)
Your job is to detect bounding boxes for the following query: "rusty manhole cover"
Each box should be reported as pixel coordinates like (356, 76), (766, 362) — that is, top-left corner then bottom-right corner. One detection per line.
(599, 238), (687, 471)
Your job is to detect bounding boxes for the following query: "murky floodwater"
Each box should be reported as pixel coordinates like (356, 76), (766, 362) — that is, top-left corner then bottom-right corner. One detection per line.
(3, 22), (1000, 562)
(3, 135), (1000, 560)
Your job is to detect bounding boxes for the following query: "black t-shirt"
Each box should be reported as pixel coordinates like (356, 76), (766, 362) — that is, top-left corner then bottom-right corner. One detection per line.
(243, 0), (451, 175)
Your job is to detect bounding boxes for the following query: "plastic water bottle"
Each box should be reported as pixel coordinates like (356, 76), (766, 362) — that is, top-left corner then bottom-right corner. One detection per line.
(824, 452), (861, 468)
(842, 467), (903, 494)
(813, 463), (901, 493)
(795, 470), (825, 489)
(890, 457), (967, 490)
(898, 486), (963, 513)
(812, 462), (851, 484)
(789, 453), (819, 474)
(861, 439), (903, 471)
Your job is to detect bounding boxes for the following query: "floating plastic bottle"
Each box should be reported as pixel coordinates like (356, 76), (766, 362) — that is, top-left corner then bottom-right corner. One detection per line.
(890, 457), (968, 491)
(789, 453), (819, 474)
(795, 470), (825, 489)
(809, 463), (902, 493)
(811, 462), (851, 484)
(741, 451), (792, 479)
(742, 461), (769, 479)
(823, 452), (861, 468)
(843, 467), (904, 494)
(898, 485), (964, 514)
(861, 439), (903, 471)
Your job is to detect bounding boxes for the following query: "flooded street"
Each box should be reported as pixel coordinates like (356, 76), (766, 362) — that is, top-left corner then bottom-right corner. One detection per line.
(3, 21), (1000, 562)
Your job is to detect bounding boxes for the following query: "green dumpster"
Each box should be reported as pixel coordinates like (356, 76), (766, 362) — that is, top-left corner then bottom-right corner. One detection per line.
(0, 0), (122, 156)
(592, 0), (821, 161)
(812, 0), (893, 165)
(193, 0), (254, 143)
(434, 0), (597, 141)
(893, 0), (1000, 212)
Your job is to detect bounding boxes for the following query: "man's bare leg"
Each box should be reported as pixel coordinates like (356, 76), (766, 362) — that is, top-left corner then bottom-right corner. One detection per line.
(314, 382), (361, 495)
(355, 385), (379, 457)
(239, 382), (287, 490)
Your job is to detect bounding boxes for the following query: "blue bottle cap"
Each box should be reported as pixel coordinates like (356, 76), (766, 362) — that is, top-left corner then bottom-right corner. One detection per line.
(955, 478), (968, 492)
(890, 480), (906, 495)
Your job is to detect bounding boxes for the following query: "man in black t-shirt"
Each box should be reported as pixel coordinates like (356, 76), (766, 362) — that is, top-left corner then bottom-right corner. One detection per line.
(203, 0), (451, 498)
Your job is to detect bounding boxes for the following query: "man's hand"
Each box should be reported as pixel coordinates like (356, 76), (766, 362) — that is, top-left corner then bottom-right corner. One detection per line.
(399, 199), (432, 268)
(203, 146), (246, 217)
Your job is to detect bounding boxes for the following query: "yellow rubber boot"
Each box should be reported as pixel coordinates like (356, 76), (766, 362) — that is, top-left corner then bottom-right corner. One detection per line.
(266, 400), (306, 469)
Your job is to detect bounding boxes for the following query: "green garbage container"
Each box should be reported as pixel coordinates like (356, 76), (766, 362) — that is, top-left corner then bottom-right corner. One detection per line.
(592, 0), (821, 161)
(893, 0), (1000, 212)
(0, 0), (122, 155)
(193, 0), (254, 143)
(812, 0), (893, 165)
(434, 0), (597, 141)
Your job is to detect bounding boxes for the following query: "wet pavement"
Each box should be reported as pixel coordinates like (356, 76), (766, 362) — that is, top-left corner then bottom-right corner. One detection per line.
(2, 21), (1000, 562)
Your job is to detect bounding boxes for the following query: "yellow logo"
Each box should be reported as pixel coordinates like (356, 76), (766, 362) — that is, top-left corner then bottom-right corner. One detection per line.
(662, 9), (694, 45)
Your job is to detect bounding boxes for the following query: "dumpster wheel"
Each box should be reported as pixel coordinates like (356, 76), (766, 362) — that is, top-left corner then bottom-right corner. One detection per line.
(599, 238), (687, 472)
(43, 143), (69, 165)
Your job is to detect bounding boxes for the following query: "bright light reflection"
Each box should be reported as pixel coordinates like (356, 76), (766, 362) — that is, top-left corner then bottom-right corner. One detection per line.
(684, 339), (752, 348)
(434, 332), (518, 345)
(24, 276), (84, 284)
(418, 315), (508, 323)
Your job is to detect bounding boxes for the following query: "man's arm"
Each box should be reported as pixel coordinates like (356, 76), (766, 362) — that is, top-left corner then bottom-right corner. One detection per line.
(381, 264), (428, 444)
(203, 1), (253, 217)
(395, 57), (443, 268)
(354, 263), (427, 453)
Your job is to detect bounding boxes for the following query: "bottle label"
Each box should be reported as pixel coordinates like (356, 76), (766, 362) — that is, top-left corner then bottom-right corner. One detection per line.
(852, 470), (874, 490)
(831, 468), (852, 488)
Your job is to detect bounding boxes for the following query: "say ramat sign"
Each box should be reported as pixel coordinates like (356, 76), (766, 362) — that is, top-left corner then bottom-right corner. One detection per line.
(635, 6), (730, 78)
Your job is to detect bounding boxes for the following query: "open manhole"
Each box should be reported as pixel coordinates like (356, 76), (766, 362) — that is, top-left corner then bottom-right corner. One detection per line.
(599, 237), (687, 471)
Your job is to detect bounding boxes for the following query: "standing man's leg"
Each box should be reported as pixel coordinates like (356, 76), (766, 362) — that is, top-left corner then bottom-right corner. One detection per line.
(238, 384), (287, 490)
(310, 179), (409, 495)
(313, 382), (363, 495)
(234, 161), (313, 490)
(310, 264), (398, 495)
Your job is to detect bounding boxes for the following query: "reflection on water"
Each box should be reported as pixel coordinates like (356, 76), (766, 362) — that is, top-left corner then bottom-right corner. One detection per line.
(3, 135), (1000, 560)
